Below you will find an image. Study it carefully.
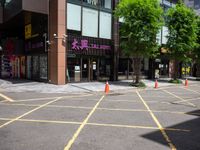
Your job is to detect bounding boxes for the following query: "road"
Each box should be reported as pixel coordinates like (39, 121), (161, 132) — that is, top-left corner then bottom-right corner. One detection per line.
(0, 84), (200, 150)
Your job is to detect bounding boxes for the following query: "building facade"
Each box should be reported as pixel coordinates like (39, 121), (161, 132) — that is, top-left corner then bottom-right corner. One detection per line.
(0, 0), (199, 85)
(0, 0), (120, 84)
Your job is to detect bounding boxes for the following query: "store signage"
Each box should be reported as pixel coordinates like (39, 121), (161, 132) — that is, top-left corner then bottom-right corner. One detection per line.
(25, 24), (32, 39)
(25, 41), (44, 51)
(71, 39), (111, 51)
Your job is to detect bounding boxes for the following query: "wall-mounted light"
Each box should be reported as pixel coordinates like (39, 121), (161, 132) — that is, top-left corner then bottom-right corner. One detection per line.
(0, 45), (2, 51)
(53, 33), (67, 42)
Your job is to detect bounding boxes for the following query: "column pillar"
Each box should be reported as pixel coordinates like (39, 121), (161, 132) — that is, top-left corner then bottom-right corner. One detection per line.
(49, 0), (66, 85)
(112, 0), (119, 81)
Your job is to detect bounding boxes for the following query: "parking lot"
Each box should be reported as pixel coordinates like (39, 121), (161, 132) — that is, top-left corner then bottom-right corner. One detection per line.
(0, 83), (200, 150)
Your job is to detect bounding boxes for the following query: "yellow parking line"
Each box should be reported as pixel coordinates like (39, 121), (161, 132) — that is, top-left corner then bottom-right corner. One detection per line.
(98, 107), (147, 112)
(162, 90), (196, 107)
(12, 93), (94, 103)
(64, 95), (105, 150)
(0, 93), (14, 102)
(180, 87), (200, 95)
(0, 117), (81, 125)
(0, 117), (190, 132)
(13, 97), (57, 102)
(136, 91), (177, 150)
(87, 123), (190, 132)
(0, 97), (62, 128)
(1, 102), (199, 116)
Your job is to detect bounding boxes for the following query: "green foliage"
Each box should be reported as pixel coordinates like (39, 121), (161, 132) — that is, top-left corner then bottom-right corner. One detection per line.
(193, 16), (200, 63)
(130, 81), (146, 88)
(115, 0), (163, 58)
(165, 2), (197, 62)
(168, 79), (183, 84)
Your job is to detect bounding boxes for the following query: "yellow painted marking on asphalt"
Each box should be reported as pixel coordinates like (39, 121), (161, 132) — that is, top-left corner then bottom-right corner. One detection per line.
(106, 99), (140, 102)
(0, 117), (81, 125)
(98, 107), (148, 112)
(19, 119), (81, 125)
(0, 93), (14, 102)
(1, 102), (199, 116)
(163, 90), (196, 107)
(0, 102), (93, 110)
(64, 95), (105, 150)
(171, 97), (200, 105)
(0, 100), (7, 103)
(12, 93), (94, 103)
(12, 97), (57, 102)
(0, 97), (62, 128)
(0, 117), (190, 132)
(180, 86), (200, 95)
(87, 123), (190, 132)
(136, 91), (177, 150)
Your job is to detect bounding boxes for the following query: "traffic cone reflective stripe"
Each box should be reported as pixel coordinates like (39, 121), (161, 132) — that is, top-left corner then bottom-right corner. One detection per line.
(155, 80), (158, 88)
(105, 81), (110, 94)
(185, 79), (188, 87)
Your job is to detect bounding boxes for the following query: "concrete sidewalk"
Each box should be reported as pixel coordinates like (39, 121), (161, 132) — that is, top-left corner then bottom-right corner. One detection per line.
(0, 78), (199, 94)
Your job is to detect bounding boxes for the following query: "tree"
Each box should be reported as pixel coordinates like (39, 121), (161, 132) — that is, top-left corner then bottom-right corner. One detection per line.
(165, 0), (197, 79)
(115, 0), (163, 84)
(193, 16), (200, 77)
(194, 17), (200, 63)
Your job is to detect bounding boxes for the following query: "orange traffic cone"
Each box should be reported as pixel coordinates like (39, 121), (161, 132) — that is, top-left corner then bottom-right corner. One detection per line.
(155, 80), (158, 88)
(105, 81), (110, 94)
(185, 79), (188, 87)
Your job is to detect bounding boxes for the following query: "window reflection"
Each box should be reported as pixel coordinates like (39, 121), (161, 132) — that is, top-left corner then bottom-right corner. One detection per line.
(83, 0), (98, 6)
(100, 0), (111, 9)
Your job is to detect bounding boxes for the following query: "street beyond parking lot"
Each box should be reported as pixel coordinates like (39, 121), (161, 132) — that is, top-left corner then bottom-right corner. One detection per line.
(0, 83), (200, 150)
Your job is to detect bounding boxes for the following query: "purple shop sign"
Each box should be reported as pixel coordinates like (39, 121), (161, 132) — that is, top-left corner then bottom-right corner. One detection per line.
(25, 41), (44, 51)
(71, 39), (111, 50)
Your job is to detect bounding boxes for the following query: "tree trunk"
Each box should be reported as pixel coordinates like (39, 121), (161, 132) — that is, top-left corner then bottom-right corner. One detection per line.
(173, 59), (179, 80)
(131, 58), (134, 81)
(134, 57), (141, 84)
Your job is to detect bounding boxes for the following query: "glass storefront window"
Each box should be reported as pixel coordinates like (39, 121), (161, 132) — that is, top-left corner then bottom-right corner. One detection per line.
(67, 3), (81, 31)
(67, 58), (81, 82)
(82, 7), (98, 37)
(100, 0), (111, 9)
(32, 56), (39, 79)
(83, 0), (98, 6)
(40, 55), (47, 80)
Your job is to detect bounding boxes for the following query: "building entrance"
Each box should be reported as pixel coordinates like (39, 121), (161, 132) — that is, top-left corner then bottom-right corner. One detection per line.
(67, 57), (107, 83)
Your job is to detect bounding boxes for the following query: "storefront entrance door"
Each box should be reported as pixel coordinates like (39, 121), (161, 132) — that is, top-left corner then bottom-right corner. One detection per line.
(89, 58), (98, 81)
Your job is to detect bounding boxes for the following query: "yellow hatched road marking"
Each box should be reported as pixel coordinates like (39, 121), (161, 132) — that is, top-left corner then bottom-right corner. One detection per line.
(11, 93), (94, 103)
(0, 93), (14, 102)
(136, 91), (177, 150)
(0, 97), (62, 128)
(87, 122), (190, 132)
(64, 95), (105, 150)
(163, 90), (196, 107)
(0, 118), (190, 132)
(180, 86), (200, 95)
(1, 102), (200, 116)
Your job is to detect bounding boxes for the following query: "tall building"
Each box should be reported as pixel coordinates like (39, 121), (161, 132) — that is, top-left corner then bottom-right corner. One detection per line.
(0, 0), (120, 84)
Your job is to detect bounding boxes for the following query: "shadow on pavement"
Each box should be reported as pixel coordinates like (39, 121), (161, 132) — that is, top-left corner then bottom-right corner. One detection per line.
(0, 78), (45, 85)
(142, 110), (200, 150)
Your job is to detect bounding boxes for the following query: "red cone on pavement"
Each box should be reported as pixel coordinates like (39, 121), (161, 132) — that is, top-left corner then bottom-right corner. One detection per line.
(105, 81), (110, 94)
(185, 79), (188, 87)
(155, 80), (158, 88)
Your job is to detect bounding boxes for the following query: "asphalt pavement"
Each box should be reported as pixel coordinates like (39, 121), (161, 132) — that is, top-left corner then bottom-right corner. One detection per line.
(0, 79), (200, 150)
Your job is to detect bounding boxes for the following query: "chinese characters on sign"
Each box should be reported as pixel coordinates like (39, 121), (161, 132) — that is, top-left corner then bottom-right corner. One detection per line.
(71, 39), (111, 51)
